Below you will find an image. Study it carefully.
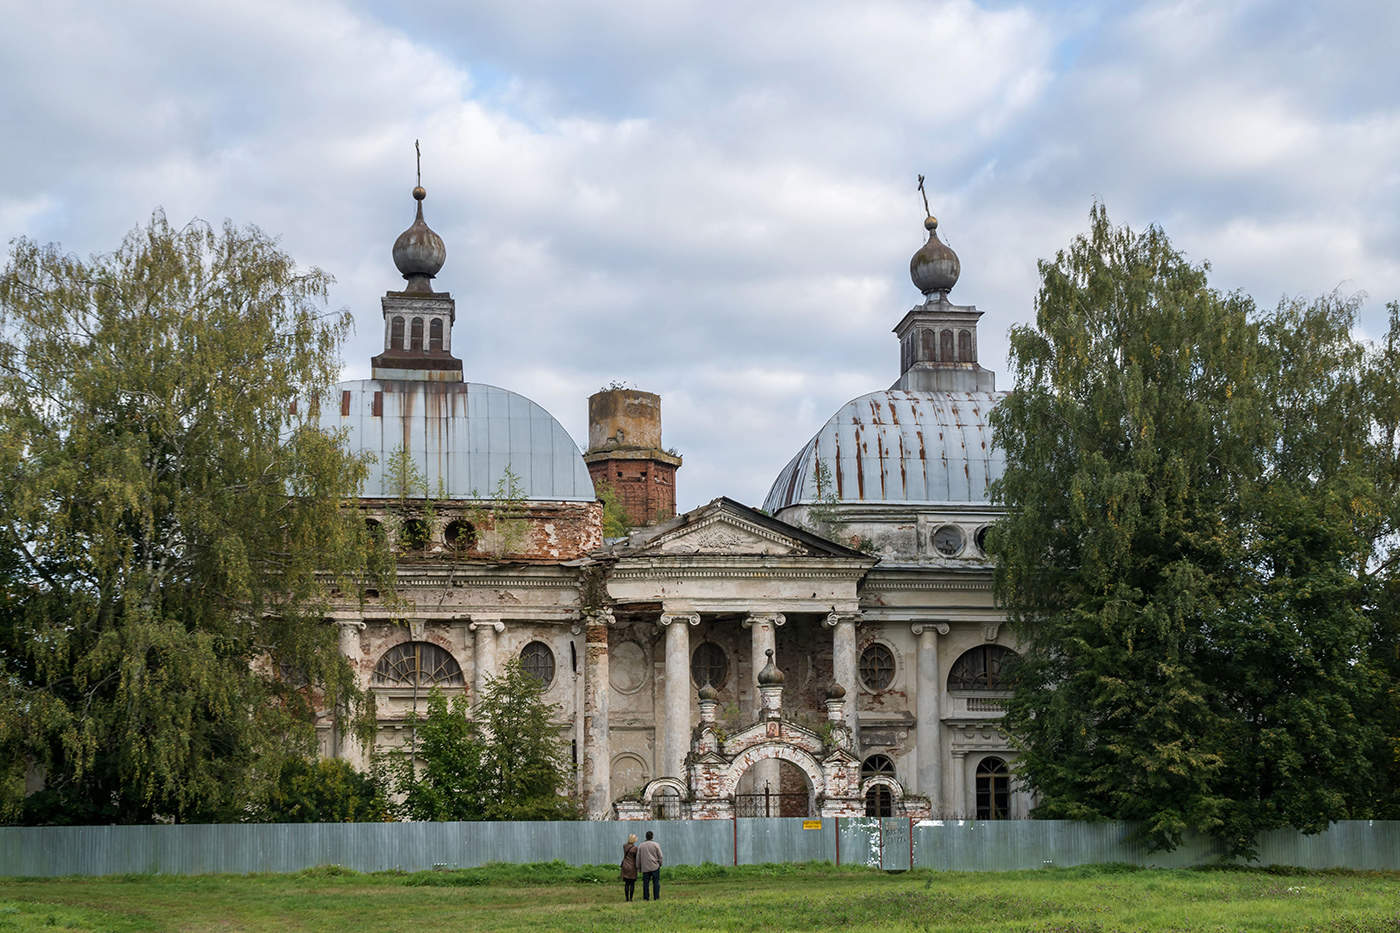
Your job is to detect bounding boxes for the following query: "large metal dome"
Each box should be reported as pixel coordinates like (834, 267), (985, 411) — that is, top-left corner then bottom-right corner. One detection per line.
(320, 380), (595, 501)
(763, 389), (1005, 512)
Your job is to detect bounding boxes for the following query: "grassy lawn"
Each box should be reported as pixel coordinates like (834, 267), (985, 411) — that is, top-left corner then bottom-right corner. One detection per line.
(1, 862), (1398, 932)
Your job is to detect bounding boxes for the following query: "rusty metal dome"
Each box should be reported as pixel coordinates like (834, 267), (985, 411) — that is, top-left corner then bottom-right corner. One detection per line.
(910, 215), (960, 297)
(757, 648), (785, 686)
(392, 186), (446, 291)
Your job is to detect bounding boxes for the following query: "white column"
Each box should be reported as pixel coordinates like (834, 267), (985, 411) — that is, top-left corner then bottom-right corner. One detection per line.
(582, 608), (614, 819)
(744, 612), (784, 795)
(469, 616), (504, 702)
(334, 620), (366, 769)
(913, 623), (947, 809)
(826, 612), (859, 750)
(660, 611), (700, 779)
(951, 750), (968, 819)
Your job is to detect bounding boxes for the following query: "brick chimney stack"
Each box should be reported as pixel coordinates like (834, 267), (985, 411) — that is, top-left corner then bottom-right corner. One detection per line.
(584, 388), (681, 528)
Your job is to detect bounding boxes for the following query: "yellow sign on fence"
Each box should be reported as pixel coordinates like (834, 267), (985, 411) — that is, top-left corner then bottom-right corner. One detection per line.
(802, 820), (822, 830)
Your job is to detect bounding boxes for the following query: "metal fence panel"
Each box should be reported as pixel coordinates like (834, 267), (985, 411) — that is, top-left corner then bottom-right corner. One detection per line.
(2, 819), (1398, 878)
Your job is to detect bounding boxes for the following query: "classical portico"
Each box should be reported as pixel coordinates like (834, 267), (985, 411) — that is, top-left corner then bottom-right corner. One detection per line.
(598, 498), (875, 812)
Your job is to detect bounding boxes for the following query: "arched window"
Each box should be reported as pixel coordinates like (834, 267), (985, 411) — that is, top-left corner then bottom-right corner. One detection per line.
(859, 643), (895, 691)
(691, 642), (728, 688)
(865, 786), (893, 817)
(976, 757), (1010, 820)
(364, 518), (384, 541)
(958, 329), (972, 362)
(410, 317), (424, 350)
(948, 645), (1017, 692)
(920, 328), (937, 362)
(429, 318), (443, 350)
(861, 754), (896, 779)
(390, 316), (405, 349)
(652, 787), (682, 820)
(372, 642), (464, 688)
(940, 329), (954, 361)
(520, 641), (556, 687)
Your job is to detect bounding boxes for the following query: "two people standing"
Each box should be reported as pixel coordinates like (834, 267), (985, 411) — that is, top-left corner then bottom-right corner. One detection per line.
(620, 830), (663, 902)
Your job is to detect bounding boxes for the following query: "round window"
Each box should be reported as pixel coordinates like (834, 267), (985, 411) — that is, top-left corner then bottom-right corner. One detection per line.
(691, 642), (728, 688)
(859, 643), (895, 691)
(974, 525), (990, 555)
(520, 641), (555, 687)
(399, 517), (431, 551)
(932, 524), (964, 557)
(445, 520), (477, 551)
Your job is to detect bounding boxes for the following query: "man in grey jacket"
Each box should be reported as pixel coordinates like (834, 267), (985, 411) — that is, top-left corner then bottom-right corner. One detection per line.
(637, 830), (663, 901)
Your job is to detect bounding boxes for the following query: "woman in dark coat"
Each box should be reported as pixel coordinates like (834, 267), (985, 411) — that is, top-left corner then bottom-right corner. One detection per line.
(620, 833), (639, 901)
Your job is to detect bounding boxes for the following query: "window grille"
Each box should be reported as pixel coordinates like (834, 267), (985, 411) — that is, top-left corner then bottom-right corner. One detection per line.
(690, 642), (728, 688)
(865, 786), (893, 817)
(976, 757), (1011, 820)
(862, 754), (896, 778)
(948, 645), (1017, 692)
(521, 641), (555, 687)
(859, 643), (895, 691)
(372, 642), (464, 688)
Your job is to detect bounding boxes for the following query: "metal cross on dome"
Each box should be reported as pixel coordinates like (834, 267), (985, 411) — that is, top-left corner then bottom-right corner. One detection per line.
(917, 173), (931, 216)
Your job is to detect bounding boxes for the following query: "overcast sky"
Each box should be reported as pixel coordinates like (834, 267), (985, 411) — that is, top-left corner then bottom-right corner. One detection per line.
(3, 0), (1397, 510)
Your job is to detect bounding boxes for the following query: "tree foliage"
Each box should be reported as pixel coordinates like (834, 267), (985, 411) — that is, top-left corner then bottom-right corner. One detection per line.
(256, 757), (388, 823)
(392, 659), (578, 821)
(990, 203), (1393, 856)
(0, 211), (376, 823)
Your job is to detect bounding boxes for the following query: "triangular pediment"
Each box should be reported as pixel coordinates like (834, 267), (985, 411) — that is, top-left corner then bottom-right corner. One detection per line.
(646, 513), (801, 555)
(612, 497), (877, 561)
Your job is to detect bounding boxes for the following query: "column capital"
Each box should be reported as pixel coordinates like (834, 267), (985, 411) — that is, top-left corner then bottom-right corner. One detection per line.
(951, 749), (969, 759)
(468, 617), (505, 634)
(581, 607), (616, 627)
(335, 619), (366, 632)
(911, 622), (950, 637)
(658, 611), (701, 627)
(822, 611), (861, 629)
(742, 611), (785, 629)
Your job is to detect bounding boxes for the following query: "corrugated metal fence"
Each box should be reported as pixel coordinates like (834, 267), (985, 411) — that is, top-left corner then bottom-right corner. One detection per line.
(1, 819), (1397, 877)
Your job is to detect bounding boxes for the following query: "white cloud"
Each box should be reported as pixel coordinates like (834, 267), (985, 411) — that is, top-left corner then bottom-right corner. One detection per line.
(2, 0), (1398, 509)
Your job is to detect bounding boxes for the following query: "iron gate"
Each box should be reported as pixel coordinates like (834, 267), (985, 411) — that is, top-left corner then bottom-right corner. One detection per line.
(734, 786), (810, 817)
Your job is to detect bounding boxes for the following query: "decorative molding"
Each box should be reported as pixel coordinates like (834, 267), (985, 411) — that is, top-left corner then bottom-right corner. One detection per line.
(582, 608), (617, 627)
(864, 578), (994, 592)
(983, 621), (1002, 642)
(408, 619), (425, 640)
(610, 566), (868, 582)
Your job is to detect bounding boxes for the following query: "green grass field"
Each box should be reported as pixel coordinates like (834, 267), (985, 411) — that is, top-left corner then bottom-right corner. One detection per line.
(2, 862), (1398, 932)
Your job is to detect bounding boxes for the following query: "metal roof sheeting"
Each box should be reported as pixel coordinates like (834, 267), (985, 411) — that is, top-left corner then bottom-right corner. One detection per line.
(321, 380), (595, 501)
(763, 390), (1006, 511)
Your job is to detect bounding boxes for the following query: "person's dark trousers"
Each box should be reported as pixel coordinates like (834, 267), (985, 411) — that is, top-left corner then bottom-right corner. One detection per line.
(642, 869), (660, 900)
(623, 879), (635, 901)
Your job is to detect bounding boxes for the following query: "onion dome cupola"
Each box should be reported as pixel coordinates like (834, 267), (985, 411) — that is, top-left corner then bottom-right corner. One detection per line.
(910, 214), (960, 297)
(371, 143), (464, 383)
(757, 648), (785, 686)
(392, 185), (447, 293)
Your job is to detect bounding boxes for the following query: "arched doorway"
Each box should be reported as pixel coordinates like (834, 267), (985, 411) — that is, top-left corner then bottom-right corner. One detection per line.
(734, 758), (812, 817)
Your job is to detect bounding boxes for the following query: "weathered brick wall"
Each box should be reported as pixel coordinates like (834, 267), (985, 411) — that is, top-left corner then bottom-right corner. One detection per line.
(587, 458), (677, 528)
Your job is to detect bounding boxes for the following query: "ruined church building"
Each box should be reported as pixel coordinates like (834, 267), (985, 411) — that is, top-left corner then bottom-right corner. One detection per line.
(320, 179), (1021, 822)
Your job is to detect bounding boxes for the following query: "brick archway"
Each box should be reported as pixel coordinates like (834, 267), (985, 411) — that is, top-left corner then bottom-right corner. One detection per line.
(717, 742), (826, 800)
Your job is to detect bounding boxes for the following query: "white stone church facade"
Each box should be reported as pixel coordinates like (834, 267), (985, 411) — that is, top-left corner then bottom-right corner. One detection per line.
(318, 183), (1028, 822)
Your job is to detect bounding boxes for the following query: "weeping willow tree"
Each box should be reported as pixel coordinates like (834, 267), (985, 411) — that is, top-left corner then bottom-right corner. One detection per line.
(0, 211), (378, 823)
(990, 203), (1391, 857)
